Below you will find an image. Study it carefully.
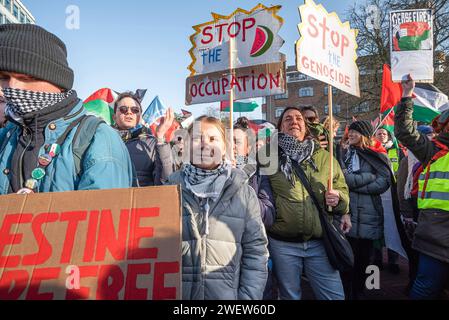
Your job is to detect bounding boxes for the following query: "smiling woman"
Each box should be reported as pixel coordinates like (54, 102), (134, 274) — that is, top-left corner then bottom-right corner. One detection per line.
(167, 116), (269, 300)
(263, 106), (351, 300)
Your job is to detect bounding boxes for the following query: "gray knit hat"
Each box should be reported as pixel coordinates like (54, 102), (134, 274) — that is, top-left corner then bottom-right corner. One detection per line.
(0, 24), (74, 90)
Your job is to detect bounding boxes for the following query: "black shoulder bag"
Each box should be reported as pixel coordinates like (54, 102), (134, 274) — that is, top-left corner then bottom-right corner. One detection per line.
(292, 161), (354, 272)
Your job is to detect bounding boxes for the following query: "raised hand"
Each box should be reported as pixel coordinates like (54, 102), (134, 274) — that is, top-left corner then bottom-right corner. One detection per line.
(401, 74), (415, 98)
(156, 107), (175, 140)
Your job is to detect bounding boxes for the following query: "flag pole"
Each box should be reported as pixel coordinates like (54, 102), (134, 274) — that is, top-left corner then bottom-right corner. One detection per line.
(373, 107), (395, 135)
(328, 84), (334, 212)
(229, 17), (236, 163)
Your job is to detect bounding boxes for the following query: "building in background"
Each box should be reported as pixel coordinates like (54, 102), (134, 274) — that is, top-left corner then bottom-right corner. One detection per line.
(262, 58), (381, 133)
(0, 0), (35, 24)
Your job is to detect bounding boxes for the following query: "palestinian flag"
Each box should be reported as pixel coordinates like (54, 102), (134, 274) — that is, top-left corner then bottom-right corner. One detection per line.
(393, 22), (431, 51)
(143, 96), (180, 142)
(381, 65), (448, 124)
(83, 88), (119, 126)
(220, 100), (259, 113)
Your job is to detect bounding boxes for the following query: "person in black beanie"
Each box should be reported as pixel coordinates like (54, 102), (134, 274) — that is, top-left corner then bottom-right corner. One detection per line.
(0, 24), (134, 194)
(338, 120), (393, 300)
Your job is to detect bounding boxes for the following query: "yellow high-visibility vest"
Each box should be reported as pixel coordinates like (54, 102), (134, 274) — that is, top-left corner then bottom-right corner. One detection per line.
(388, 148), (399, 174)
(418, 152), (449, 212)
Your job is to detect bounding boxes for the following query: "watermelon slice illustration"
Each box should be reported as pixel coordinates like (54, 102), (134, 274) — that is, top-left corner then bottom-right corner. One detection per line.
(250, 25), (274, 57)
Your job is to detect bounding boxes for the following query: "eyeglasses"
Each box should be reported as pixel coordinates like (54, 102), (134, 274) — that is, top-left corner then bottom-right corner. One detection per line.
(118, 106), (140, 115)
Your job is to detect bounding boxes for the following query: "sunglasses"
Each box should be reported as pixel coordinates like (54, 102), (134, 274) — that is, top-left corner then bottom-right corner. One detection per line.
(118, 106), (140, 115)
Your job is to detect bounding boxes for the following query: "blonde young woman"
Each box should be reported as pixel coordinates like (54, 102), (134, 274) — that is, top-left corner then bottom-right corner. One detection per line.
(339, 121), (392, 300)
(167, 116), (268, 300)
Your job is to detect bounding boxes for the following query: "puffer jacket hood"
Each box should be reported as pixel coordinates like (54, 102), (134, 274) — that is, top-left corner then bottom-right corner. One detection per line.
(168, 167), (268, 300)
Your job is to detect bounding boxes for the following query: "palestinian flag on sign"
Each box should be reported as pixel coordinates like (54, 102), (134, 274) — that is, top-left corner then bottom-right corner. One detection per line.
(83, 88), (119, 126)
(393, 22), (431, 51)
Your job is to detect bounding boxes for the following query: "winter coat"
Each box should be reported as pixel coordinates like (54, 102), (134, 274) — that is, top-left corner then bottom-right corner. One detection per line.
(119, 127), (173, 186)
(167, 168), (268, 300)
(0, 98), (133, 194)
(240, 163), (276, 228)
(395, 97), (449, 263)
(263, 141), (350, 242)
(340, 147), (391, 240)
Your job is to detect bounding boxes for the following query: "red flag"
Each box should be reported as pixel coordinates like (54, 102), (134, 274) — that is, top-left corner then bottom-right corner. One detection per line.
(380, 65), (403, 114)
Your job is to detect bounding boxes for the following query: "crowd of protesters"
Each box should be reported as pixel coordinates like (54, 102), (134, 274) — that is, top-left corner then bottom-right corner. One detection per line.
(1, 24), (449, 301)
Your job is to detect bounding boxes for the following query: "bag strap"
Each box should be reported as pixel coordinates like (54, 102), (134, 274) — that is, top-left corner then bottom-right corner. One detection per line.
(71, 115), (104, 176)
(291, 160), (326, 217)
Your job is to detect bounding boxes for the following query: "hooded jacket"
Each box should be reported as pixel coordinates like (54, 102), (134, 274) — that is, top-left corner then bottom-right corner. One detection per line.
(0, 96), (133, 194)
(340, 147), (391, 240)
(167, 168), (268, 300)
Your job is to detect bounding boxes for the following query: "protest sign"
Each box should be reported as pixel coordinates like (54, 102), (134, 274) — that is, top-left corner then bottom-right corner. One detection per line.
(295, 0), (360, 97)
(390, 9), (434, 82)
(0, 186), (182, 300)
(186, 59), (286, 105)
(188, 3), (284, 76)
(186, 4), (286, 106)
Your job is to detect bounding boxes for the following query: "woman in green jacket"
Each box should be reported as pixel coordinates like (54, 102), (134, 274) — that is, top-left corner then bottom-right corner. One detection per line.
(263, 106), (351, 300)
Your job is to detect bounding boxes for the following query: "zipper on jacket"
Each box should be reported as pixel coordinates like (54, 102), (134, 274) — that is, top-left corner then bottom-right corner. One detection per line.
(18, 125), (33, 189)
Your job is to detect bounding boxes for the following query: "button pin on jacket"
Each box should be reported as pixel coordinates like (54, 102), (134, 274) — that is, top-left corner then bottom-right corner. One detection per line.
(3, 168), (9, 175)
(31, 168), (46, 180)
(49, 123), (57, 131)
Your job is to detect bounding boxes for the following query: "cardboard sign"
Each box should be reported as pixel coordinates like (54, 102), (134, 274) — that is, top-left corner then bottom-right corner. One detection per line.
(295, 0), (360, 97)
(188, 3), (284, 76)
(0, 186), (182, 300)
(390, 9), (434, 82)
(186, 59), (286, 105)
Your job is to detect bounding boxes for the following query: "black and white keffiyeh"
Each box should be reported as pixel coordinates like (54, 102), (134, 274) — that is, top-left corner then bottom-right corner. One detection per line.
(278, 133), (316, 186)
(182, 162), (232, 235)
(183, 162), (231, 199)
(344, 147), (360, 174)
(3, 87), (74, 117)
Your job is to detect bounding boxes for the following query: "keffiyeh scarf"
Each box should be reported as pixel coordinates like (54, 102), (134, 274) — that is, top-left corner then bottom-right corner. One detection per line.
(183, 162), (232, 235)
(344, 147), (361, 174)
(278, 133), (315, 186)
(3, 87), (74, 118)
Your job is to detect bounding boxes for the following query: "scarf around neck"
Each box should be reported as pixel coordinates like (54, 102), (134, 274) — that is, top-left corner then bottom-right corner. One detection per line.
(3, 87), (74, 119)
(344, 146), (360, 174)
(278, 133), (315, 186)
(182, 162), (232, 236)
(183, 162), (231, 200)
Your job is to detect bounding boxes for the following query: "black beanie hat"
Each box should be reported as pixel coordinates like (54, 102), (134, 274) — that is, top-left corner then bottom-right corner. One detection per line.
(349, 120), (374, 138)
(0, 24), (74, 90)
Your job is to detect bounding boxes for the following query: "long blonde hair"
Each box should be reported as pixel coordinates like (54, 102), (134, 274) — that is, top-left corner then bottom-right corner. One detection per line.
(358, 135), (374, 149)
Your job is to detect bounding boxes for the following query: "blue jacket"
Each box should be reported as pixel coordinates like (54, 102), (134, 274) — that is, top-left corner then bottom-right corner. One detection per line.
(0, 101), (133, 194)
